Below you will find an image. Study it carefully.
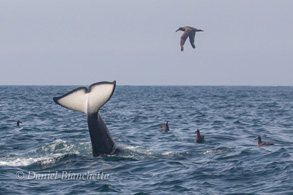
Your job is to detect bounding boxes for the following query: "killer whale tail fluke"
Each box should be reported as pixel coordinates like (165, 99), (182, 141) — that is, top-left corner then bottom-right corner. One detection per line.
(53, 81), (117, 157)
(53, 81), (116, 115)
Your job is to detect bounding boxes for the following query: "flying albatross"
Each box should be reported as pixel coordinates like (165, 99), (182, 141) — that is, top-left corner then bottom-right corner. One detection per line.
(176, 26), (203, 51)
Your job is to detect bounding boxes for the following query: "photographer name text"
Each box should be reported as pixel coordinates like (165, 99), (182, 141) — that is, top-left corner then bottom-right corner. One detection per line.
(16, 171), (110, 181)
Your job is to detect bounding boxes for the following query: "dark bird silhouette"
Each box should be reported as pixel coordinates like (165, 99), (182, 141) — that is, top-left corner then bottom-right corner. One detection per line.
(255, 136), (274, 146)
(176, 26), (203, 51)
(160, 121), (169, 132)
(195, 129), (204, 143)
(16, 120), (22, 126)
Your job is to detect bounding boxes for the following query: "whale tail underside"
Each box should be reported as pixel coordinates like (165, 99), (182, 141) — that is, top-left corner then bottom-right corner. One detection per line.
(53, 81), (117, 157)
(53, 81), (116, 115)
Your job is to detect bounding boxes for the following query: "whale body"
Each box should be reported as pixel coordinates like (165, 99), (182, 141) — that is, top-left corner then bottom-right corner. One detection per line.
(53, 81), (116, 157)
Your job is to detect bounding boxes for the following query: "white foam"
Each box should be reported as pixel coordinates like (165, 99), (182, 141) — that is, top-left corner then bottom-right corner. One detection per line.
(0, 139), (91, 167)
(0, 156), (59, 167)
(121, 144), (188, 158)
(122, 145), (158, 156)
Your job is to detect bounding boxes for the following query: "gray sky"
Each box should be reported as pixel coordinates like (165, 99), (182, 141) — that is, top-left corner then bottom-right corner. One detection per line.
(1, 0), (292, 85)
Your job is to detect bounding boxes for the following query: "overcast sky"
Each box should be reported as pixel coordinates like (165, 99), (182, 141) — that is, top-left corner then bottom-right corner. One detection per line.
(1, 0), (292, 85)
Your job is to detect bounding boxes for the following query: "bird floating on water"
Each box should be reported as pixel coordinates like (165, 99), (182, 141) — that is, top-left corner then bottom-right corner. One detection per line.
(255, 136), (274, 146)
(176, 26), (203, 51)
(17, 120), (22, 126)
(195, 129), (204, 143)
(160, 121), (169, 132)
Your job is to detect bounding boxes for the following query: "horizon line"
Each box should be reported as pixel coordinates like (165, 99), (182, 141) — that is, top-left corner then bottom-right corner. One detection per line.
(0, 84), (292, 87)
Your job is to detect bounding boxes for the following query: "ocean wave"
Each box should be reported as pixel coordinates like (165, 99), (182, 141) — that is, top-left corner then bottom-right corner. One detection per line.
(0, 139), (91, 168)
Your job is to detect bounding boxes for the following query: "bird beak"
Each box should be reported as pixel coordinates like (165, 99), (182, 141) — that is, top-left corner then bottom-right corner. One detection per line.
(176, 29), (179, 32)
(255, 137), (258, 140)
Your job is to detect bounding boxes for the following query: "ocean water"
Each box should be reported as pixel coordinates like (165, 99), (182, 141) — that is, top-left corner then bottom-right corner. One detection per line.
(0, 85), (293, 194)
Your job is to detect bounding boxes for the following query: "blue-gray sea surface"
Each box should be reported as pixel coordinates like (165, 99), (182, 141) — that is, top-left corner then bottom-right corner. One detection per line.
(0, 85), (293, 194)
